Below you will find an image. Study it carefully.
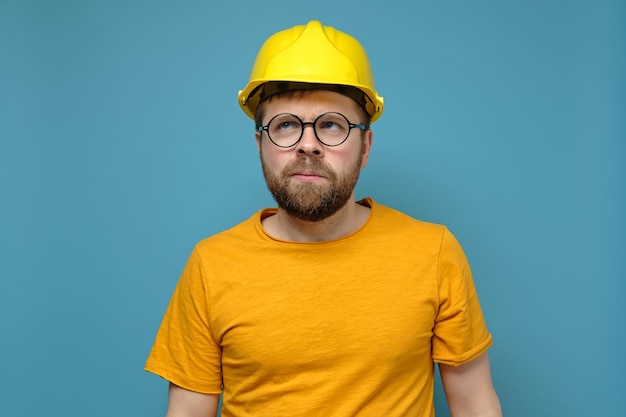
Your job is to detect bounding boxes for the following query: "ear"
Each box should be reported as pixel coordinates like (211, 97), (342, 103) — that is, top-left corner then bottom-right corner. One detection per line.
(255, 131), (262, 153)
(359, 129), (373, 169)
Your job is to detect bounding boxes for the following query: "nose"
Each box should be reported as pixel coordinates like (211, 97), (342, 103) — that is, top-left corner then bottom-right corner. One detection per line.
(296, 123), (323, 156)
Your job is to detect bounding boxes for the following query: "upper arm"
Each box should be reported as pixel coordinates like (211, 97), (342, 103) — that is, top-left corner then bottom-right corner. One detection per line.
(439, 351), (502, 417)
(166, 383), (220, 417)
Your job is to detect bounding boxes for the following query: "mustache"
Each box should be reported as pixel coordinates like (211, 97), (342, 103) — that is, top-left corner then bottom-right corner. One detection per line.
(282, 157), (335, 179)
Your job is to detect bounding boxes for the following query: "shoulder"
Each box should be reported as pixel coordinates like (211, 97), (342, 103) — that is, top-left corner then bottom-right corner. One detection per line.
(193, 208), (268, 255)
(367, 198), (447, 237)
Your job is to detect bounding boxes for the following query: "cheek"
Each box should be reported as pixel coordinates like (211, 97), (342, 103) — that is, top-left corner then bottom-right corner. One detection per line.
(346, 145), (367, 168)
(260, 147), (290, 171)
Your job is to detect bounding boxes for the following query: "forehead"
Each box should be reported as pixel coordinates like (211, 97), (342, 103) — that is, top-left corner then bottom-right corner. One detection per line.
(262, 90), (361, 121)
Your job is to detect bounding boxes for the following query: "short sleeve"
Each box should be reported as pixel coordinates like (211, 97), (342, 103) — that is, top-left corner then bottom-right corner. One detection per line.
(432, 228), (492, 366)
(144, 247), (223, 393)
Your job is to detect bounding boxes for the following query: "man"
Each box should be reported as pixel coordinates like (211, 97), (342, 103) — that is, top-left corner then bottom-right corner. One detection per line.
(146, 20), (502, 417)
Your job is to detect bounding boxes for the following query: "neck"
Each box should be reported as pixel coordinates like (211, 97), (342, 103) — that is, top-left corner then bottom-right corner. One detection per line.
(262, 198), (370, 242)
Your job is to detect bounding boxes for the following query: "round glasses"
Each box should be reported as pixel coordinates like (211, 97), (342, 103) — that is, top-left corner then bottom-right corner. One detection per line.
(257, 112), (366, 148)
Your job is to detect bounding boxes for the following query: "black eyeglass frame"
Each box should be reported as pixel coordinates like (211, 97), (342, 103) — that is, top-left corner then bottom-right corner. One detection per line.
(257, 112), (367, 148)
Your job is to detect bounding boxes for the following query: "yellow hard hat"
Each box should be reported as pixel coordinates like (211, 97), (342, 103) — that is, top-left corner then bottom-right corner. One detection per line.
(238, 20), (384, 123)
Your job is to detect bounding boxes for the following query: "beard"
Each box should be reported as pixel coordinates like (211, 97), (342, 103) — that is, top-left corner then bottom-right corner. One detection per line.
(261, 148), (363, 222)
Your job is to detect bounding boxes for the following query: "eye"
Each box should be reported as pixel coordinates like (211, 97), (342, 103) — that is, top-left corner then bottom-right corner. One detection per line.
(319, 120), (339, 130)
(269, 114), (301, 134)
(316, 114), (347, 133)
(278, 120), (298, 130)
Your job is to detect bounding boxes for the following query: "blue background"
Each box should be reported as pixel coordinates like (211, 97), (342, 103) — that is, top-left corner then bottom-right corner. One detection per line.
(1, 0), (624, 416)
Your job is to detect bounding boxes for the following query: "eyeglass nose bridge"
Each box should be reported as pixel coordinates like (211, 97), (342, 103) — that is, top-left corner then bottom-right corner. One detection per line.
(298, 121), (320, 144)
(282, 119), (325, 148)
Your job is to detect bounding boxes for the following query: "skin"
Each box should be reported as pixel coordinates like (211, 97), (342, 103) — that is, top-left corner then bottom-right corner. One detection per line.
(164, 90), (502, 417)
(166, 384), (219, 417)
(440, 352), (502, 417)
(256, 90), (373, 242)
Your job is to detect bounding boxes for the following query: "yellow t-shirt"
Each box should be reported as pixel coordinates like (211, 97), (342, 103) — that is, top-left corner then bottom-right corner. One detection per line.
(145, 198), (492, 416)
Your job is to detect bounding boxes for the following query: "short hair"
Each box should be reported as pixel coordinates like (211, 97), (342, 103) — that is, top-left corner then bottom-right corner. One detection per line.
(254, 86), (372, 131)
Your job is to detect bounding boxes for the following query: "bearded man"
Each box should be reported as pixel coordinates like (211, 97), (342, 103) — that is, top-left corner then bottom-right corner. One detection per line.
(146, 20), (502, 417)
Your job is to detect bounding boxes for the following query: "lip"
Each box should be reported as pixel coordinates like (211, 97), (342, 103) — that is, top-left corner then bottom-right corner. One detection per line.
(290, 171), (327, 182)
(293, 170), (325, 177)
